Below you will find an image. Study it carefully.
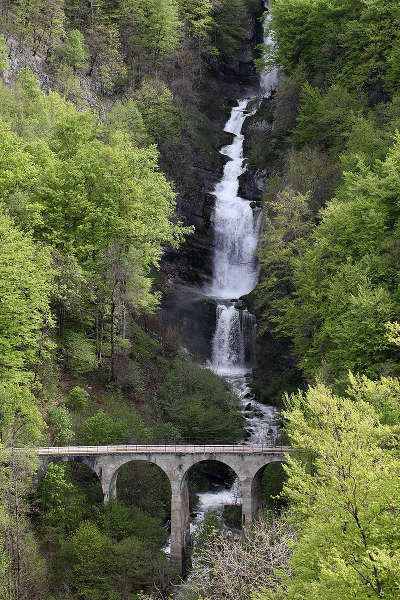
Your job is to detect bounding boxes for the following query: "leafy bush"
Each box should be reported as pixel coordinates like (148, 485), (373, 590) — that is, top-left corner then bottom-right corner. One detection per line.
(48, 405), (75, 444)
(61, 521), (116, 597)
(64, 330), (98, 376)
(158, 357), (243, 442)
(98, 500), (168, 547)
(38, 462), (86, 532)
(82, 410), (126, 445)
(116, 462), (171, 521)
(58, 29), (88, 71)
(67, 385), (89, 411)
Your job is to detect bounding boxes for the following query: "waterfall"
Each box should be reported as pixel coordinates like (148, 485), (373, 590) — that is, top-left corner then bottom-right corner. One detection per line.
(260, 5), (279, 95)
(207, 99), (260, 301)
(206, 5), (278, 382)
(205, 97), (258, 377)
(211, 305), (256, 376)
(175, 5), (280, 553)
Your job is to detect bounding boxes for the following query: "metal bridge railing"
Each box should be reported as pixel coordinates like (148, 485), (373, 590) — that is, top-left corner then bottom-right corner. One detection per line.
(36, 442), (291, 456)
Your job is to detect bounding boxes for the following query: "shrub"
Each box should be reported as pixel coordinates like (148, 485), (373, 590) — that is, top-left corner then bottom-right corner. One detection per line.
(48, 405), (75, 445)
(158, 357), (243, 442)
(67, 385), (89, 411)
(83, 410), (125, 445)
(64, 330), (97, 375)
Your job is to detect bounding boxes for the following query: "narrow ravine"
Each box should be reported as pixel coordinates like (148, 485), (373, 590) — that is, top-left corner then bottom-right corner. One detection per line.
(190, 4), (280, 531)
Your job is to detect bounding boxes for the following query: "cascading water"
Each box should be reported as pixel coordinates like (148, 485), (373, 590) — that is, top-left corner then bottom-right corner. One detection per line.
(207, 98), (260, 301)
(192, 3), (279, 526)
(211, 304), (257, 376)
(167, 6), (280, 559)
(208, 3), (278, 383)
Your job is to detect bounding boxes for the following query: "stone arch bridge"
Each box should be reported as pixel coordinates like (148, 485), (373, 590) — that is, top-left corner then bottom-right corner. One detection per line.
(37, 444), (290, 572)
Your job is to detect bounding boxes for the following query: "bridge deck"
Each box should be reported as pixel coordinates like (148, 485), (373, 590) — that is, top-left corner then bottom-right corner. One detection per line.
(37, 444), (291, 456)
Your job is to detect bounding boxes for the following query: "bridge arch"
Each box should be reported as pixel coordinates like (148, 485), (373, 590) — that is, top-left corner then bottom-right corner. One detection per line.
(182, 459), (242, 530)
(239, 455), (288, 526)
(180, 455), (242, 485)
(102, 456), (173, 503)
(248, 459), (287, 518)
(38, 454), (103, 485)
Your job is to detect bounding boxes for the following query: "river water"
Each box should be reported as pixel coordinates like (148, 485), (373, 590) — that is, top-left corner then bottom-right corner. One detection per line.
(190, 5), (280, 531)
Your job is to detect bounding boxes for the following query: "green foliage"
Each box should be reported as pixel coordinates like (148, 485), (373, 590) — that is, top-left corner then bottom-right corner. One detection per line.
(58, 28), (89, 71)
(261, 463), (287, 510)
(12, 0), (66, 55)
(61, 521), (116, 598)
(106, 99), (148, 147)
(177, 0), (214, 45)
(159, 356), (243, 442)
(121, 0), (182, 60)
(276, 379), (400, 599)
(82, 405), (150, 445)
(38, 462), (81, 531)
(293, 83), (363, 154)
(94, 24), (128, 94)
(0, 382), (45, 445)
(134, 79), (191, 158)
(0, 208), (52, 384)
(273, 136), (400, 382)
(211, 0), (249, 62)
(270, 0), (400, 95)
(37, 464), (171, 597)
(250, 5), (400, 596)
(255, 187), (313, 335)
(0, 2), (259, 597)
(192, 511), (222, 558)
(99, 500), (167, 547)
(0, 441), (46, 598)
(67, 385), (90, 411)
(386, 40), (400, 93)
(64, 330), (98, 375)
(116, 462), (171, 521)
(82, 410), (126, 445)
(0, 74), (189, 384)
(48, 405), (75, 444)
(0, 34), (8, 74)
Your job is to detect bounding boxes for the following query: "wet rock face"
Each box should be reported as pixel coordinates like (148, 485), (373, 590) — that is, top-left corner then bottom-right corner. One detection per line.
(160, 285), (217, 361)
(239, 169), (265, 201)
(222, 2), (265, 84)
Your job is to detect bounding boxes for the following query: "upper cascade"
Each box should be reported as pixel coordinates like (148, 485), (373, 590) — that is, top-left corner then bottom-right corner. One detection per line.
(206, 99), (260, 301)
(260, 6), (279, 95)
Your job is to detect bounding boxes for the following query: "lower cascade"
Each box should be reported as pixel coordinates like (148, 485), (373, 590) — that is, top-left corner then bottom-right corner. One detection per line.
(211, 304), (257, 376)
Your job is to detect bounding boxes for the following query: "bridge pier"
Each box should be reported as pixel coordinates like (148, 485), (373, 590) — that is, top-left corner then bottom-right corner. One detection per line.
(241, 476), (263, 527)
(170, 479), (191, 573)
(100, 464), (117, 503)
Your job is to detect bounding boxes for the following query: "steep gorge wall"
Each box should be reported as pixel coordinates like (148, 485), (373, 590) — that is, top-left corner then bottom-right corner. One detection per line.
(160, 1), (266, 360)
